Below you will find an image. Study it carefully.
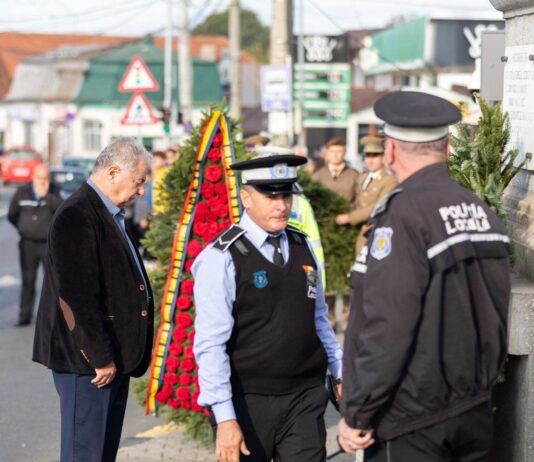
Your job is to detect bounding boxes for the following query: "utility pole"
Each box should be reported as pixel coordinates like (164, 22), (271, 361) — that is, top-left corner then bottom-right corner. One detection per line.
(178, 0), (192, 127)
(163, 0), (173, 145)
(229, 0), (241, 119)
(269, 0), (293, 146)
(296, 0), (305, 146)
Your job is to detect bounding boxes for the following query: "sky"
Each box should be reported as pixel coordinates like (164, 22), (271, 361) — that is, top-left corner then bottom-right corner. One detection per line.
(0, 0), (501, 37)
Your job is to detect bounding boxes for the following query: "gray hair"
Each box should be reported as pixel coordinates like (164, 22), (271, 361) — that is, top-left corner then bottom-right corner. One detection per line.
(396, 136), (448, 157)
(93, 137), (152, 173)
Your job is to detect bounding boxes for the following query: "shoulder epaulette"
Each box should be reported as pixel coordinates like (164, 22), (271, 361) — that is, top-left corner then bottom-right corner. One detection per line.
(370, 187), (403, 218)
(212, 224), (246, 252)
(286, 225), (308, 244)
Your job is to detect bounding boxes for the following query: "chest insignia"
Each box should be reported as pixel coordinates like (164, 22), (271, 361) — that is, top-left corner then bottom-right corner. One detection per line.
(370, 227), (394, 260)
(253, 270), (268, 289)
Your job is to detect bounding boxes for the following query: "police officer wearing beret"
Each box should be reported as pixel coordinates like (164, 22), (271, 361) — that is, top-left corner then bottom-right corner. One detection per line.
(192, 149), (343, 462)
(338, 91), (511, 461)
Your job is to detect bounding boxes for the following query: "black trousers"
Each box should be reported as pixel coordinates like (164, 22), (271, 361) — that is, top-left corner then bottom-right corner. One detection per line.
(365, 402), (493, 462)
(226, 385), (328, 462)
(52, 371), (130, 462)
(19, 239), (46, 323)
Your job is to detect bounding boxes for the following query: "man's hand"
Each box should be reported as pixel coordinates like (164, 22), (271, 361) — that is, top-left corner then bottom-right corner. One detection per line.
(337, 418), (375, 453)
(336, 214), (350, 225)
(216, 419), (250, 462)
(91, 361), (117, 388)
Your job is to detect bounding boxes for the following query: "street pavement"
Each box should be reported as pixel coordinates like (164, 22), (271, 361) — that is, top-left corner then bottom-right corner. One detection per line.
(0, 183), (353, 462)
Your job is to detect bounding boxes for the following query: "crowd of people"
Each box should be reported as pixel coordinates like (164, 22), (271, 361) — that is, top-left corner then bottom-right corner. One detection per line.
(7, 90), (510, 462)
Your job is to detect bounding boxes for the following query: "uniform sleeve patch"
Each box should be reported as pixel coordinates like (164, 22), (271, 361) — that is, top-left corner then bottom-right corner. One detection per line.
(370, 227), (394, 260)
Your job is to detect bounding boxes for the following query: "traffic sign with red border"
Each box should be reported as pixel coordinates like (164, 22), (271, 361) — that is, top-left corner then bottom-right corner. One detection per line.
(118, 54), (160, 93)
(121, 92), (158, 125)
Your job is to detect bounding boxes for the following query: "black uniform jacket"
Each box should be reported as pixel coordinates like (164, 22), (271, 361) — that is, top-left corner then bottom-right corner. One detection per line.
(342, 163), (510, 440)
(8, 183), (63, 241)
(33, 183), (154, 377)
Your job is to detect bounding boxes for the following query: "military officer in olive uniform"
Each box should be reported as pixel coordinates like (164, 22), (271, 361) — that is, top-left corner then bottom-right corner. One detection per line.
(336, 135), (397, 256)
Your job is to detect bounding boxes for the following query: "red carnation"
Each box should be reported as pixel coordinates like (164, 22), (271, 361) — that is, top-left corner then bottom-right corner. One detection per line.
(155, 392), (169, 404)
(208, 148), (221, 163)
(204, 409), (211, 416)
(179, 373), (193, 386)
(189, 330), (196, 344)
(176, 312), (193, 329)
(184, 259), (194, 273)
(205, 165), (222, 183)
(215, 203), (228, 218)
(176, 387), (190, 400)
(192, 403), (203, 412)
(193, 375), (200, 387)
(177, 295), (191, 311)
(214, 183), (227, 196)
(181, 358), (195, 372)
(185, 346), (195, 358)
(212, 132), (223, 147)
(216, 193), (228, 204)
(193, 221), (208, 237)
(207, 221), (219, 234)
(155, 384), (174, 403)
(182, 400), (192, 410)
(181, 279), (194, 295)
(191, 391), (200, 404)
(167, 398), (181, 409)
(172, 328), (187, 343)
(165, 356), (179, 372)
(187, 239), (203, 258)
(169, 342), (183, 357)
(164, 372), (179, 385)
(200, 183), (215, 200)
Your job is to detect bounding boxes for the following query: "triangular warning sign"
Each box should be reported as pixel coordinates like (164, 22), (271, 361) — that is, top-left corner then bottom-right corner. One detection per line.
(118, 55), (160, 93)
(121, 92), (158, 125)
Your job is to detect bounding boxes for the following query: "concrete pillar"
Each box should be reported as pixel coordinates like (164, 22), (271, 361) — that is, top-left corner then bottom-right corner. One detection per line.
(488, 3), (534, 460)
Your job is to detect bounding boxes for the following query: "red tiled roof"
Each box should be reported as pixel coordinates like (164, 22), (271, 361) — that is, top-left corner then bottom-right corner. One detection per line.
(153, 35), (258, 64)
(0, 32), (136, 98)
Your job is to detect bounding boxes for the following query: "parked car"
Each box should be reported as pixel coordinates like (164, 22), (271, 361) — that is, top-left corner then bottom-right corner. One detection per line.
(0, 146), (42, 184)
(49, 166), (88, 199)
(62, 156), (97, 174)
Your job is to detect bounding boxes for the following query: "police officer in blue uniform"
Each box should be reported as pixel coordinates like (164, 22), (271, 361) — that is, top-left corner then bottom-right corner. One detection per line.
(192, 149), (343, 462)
(338, 91), (511, 461)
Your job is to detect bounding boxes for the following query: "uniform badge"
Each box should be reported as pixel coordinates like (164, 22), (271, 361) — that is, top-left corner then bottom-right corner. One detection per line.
(302, 265), (318, 299)
(370, 227), (393, 260)
(253, 270), (268, 288)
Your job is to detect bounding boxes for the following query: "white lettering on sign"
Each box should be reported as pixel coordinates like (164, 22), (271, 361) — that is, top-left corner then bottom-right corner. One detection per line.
(438, 203), (491, 235)
(303, 36), (337, 62)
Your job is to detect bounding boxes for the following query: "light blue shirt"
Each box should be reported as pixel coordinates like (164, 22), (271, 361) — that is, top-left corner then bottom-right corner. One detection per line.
(192, 211), (343, 424)
(86, 179), (147, 293)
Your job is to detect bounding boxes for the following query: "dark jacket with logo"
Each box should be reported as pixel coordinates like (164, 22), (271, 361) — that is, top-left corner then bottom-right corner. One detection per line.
(8, 183), (63, 242)
(33, 183), (154, 377)
(341, 163), (510, 440)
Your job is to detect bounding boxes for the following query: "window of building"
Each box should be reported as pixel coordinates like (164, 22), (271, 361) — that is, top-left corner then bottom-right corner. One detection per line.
(82, 120), (103, 151)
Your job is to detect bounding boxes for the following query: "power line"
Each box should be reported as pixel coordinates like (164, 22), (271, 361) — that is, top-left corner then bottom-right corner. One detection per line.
(305, 0), (345, 33)
(0, 0), (160, 27)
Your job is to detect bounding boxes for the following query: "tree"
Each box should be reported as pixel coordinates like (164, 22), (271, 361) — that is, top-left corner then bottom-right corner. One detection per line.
(448, 94), (525, 219)
(193, 8), (270, 62)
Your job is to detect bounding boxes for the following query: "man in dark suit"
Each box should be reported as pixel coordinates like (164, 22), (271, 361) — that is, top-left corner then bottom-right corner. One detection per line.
(33, 137), (154, 462)
(8, 164), (63, 326)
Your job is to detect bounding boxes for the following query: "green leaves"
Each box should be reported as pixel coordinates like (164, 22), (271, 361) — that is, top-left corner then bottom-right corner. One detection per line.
(448, 94), (525, 219)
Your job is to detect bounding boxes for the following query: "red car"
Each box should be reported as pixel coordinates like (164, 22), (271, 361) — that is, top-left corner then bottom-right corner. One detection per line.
(0, 146), (42, 184)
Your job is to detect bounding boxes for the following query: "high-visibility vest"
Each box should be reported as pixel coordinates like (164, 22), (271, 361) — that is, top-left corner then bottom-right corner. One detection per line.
(289, 194), (326, 289)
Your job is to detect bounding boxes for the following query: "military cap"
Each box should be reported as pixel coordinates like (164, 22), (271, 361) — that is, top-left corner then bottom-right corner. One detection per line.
(360, 135), (384, 155)
(374, 91), (462, 143)
(244, 134), (271, 147)
(230, 146), (306, 195)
